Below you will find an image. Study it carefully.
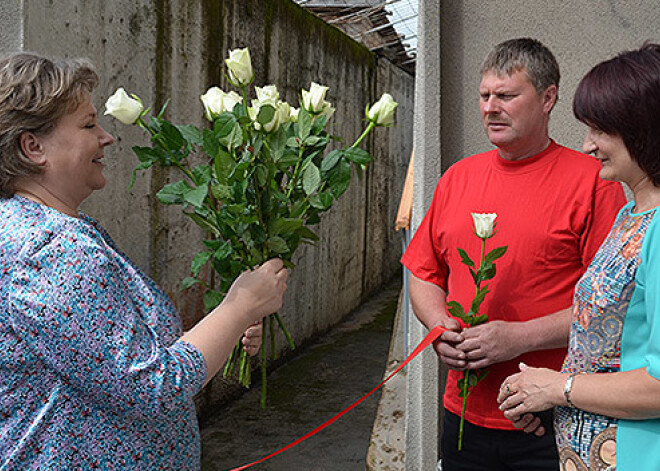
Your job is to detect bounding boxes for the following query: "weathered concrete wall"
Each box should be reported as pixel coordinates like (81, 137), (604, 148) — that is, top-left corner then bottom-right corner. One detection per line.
(7, 0), (413, 411)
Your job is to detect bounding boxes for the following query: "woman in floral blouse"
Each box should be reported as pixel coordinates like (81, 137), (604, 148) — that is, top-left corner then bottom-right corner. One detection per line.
(0, 52), (287, 470)
(497, 43), (660, 471)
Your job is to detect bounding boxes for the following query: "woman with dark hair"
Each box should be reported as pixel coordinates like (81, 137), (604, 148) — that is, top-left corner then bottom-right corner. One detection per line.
(0, 52), (287, 470)
(498, 43), (660, 471)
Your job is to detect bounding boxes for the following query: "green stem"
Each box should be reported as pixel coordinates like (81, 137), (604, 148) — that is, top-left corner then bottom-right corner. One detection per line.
(274, 312), (295, 349)
(285, 147), (306, 199)
(350, 121), (375, 149)
(260, 335), (267, 409)
(269, 314), (277, 360)
(459, 373), (469, 451)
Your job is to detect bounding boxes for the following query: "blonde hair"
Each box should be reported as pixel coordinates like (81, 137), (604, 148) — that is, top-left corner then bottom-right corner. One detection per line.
(0, 52), (98, 198)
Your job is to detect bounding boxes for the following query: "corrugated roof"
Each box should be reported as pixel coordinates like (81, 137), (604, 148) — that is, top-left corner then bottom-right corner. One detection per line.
(293, 0), (417, 74)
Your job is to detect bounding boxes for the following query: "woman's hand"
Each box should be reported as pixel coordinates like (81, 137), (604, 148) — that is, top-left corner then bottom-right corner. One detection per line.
(497, 363), (566, 421)
(225, 258), (288, 324)
(242, 321), (263, 357)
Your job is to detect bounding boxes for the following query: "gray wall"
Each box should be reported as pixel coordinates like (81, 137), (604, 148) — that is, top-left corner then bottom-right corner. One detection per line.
(4, 0), (414, 410)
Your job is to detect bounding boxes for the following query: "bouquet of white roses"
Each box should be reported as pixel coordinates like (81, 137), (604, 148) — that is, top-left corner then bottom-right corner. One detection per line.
(105, 47), (397, 407)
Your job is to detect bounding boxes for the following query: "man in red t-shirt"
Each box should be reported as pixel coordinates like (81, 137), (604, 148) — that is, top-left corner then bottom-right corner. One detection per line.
(401, 38), (626, 471)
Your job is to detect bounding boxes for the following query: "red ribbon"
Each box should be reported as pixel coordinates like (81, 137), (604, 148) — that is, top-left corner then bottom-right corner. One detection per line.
(229, 324), (447, 470)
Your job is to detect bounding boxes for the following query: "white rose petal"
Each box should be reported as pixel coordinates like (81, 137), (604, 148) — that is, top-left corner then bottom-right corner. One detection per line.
(471, 213), (497, 239)
(225, 47), (254, 86)
(104, 87), (144, 125)
(302, 82), (330, 113)
(367, 93), (398, 126)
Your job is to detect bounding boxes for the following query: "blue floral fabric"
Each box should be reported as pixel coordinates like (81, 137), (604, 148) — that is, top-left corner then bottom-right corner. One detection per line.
(0, 195), (207, 470)
(555, 202), (660, 471)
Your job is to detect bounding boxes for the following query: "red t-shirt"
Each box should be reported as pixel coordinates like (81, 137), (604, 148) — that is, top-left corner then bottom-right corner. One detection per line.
(401, 141), (627, 429)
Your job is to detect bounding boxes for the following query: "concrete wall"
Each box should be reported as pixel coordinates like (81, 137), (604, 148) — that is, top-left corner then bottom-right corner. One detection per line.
(406, 1), (660, 468)
(4, 0), (414, 411)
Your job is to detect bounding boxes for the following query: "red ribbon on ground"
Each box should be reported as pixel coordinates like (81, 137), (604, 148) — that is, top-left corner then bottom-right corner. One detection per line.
(229, 324), (447, 471)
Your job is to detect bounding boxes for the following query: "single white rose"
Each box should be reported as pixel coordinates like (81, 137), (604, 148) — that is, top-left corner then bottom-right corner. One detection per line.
(223, 91), (242, 113)
(289, 107), (299, 123)
(225, 47), (253, 86)
(255, 85), (280, 106)
(471, 213), (497, 239)
(104, 87), (144, 125)
(277, 101), (291, 123)
(200, 87), (243, 121)
(367, 93), (398, 126)
(302, 82), (330, 113)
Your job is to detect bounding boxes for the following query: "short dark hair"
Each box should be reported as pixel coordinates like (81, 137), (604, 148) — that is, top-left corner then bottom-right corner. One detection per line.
(481, 38), (560, 94)
(573, 43), (660, 186)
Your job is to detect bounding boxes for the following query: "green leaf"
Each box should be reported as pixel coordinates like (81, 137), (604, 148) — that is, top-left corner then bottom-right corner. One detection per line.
(327, 159), (351, 198)
(221, 122), (244, 149)
(202, 128), (220, 159)
(192, 165), (212, 186)
(298, 108), (312, 141)
(470, 285), (490, 317)
(311, 113), (328, 133)
(214, 113), (237, 138)
(266, 236), (289, 255)
(183, 183), (208, 208)
(157, 180), (188, 205)
(158, 120), (185, 153)
(181, 276), (201, 290)
(177, 124), (202, 146)
(469, 267), (480, 285)
(204, 290), (225, 311)
(297, 226), (320, 242)
(320, 150), (343, 173)
(276, 149), (300, 167)
(344, 147), (373, 166)
(302, 163), (321, 195)
(270, 127), (287, 161)
(186, 211), (220, 237)
(256, 104), (276, 126)
(480, 263), (496, 281)
(484, 245), (508, 264)
(446, 301), (467, 322)
(290, 199), (307, 218)
(254, 164), (268, 187)
(211, 183), (232, 201)
(214, 148), (235, 184)
(303, 136), (322, 147)
(309, 192), (333, 210)
(190, 251), (212, 277)
(457, 248), (475, 267)
(270, 217), (304, 236)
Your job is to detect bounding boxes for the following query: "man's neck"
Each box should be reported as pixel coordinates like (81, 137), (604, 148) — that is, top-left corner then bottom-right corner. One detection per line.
(498, 137), (551, 161)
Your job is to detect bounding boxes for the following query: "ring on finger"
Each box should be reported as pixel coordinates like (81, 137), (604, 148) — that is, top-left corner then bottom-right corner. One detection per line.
(505, 384), (511, 395)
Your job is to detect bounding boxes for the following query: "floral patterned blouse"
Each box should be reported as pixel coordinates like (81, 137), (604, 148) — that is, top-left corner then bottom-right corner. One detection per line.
(555, 201), (660, 471)
(0, 196), (207, 470)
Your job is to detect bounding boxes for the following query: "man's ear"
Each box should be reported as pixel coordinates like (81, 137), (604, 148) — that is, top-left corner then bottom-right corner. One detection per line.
(543, 84), (558, 114)
(19, 132), (47, 165)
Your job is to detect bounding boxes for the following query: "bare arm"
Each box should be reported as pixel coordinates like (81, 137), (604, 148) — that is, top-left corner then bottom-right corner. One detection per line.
(459, 306), (571, 370)
(408, 274), (465, 369)
(499, 363), (660, 420)
(181, 259), (287, 386)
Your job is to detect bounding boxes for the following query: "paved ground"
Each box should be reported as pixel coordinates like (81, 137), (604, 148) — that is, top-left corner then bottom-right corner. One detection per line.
(200, 279), (400, 471)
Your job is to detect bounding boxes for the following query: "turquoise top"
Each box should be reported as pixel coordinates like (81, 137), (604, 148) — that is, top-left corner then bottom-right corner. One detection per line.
(555, 201), (660, 470)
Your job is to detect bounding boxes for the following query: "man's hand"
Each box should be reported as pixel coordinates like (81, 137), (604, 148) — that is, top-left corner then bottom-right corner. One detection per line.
(456, 320), (523, 370)
(431, 316), (466, 370)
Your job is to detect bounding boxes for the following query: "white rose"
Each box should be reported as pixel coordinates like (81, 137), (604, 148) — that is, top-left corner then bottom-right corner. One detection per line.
(200, 87), (242, 121)
(225, 47), (254, 86)
(318, 101), (335, 121)
(367, 93), (398, 126)
(302, 82), (330, 113)
(223, 91), (242, 113)
(289, 107), (299, 123)
(471, 213), (497, 239)
(104, 87), (144, 125)
(255, 85), (280, 106)
(251, 86), (284, 132)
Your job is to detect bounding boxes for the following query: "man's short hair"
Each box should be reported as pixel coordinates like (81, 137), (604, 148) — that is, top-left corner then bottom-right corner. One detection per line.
(573, 42), (660, 187)
(480, 38), (560, 94)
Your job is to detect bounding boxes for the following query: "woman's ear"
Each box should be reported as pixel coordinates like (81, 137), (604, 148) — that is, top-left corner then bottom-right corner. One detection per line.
(19, 132), (47, 165)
